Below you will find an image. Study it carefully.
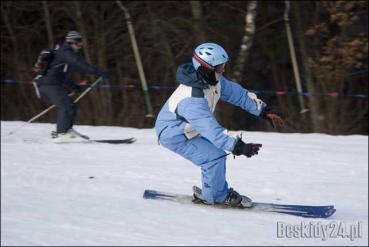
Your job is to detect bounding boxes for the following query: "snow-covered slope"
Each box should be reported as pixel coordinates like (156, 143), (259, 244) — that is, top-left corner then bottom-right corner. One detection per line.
(1, 121), (368, 246)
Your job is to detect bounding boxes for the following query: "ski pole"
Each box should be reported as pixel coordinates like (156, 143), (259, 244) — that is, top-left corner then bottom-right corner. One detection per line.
(73, 77), (102, 103)
(7, 77), (103, 135)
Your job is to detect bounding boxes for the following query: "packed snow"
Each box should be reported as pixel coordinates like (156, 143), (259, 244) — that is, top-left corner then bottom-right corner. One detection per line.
(1, 121), (368, 246)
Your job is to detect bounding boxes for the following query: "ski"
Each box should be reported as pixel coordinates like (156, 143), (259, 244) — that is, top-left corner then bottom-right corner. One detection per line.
(143, 189), (336, 218)
(50, 131), (136, 144)
(24, 137), (136, 144)
(91, 137), (136, 144)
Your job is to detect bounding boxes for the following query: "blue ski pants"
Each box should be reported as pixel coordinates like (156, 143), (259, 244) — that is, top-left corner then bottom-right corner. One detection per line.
(160, 136), (229, 204)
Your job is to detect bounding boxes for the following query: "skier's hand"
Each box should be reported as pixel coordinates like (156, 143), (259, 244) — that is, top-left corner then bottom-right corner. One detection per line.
(232, 138), (262, 158)
(260, 107), (285, 128)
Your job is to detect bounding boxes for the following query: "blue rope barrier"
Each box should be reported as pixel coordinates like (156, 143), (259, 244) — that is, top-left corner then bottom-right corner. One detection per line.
(2, 79), (368, 99)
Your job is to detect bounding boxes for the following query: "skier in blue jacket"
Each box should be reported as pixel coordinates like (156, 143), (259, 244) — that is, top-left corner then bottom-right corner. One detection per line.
(155, 43), (285, 207)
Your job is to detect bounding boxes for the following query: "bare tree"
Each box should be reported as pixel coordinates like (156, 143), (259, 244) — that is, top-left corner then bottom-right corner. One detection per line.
(1, 1), (367, 133)
(42, 0), (54, 48)
(220, 1), (258, 128)
(232, 1), (258, 82)
(303, 1), (368, 134)
(292, 1), (322, 132)
(72, 1), (93, 64)
(190, 1), (206, 44)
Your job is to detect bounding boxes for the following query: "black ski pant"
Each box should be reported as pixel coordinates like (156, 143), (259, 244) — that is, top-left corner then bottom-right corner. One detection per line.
(38, 84), (76, 133)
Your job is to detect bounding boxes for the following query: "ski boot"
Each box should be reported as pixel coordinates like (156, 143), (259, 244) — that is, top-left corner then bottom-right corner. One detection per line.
(51, 128), (90, 143)
(192, 186), (253, 208)
(192, 186), (209, 204)
(67, 128), (90, 140)
(223, 188), (253, 208)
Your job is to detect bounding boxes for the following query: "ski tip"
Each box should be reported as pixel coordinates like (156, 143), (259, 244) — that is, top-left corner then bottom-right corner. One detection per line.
(324, 208), (336, 218)
(303, 207), (336, 218)
(92, 137), (137, 144)
(143, 189), (158, 199)
(125, 137), (137, 143)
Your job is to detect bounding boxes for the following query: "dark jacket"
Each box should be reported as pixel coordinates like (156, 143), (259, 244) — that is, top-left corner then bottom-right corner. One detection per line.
(36, 42), (103, 87)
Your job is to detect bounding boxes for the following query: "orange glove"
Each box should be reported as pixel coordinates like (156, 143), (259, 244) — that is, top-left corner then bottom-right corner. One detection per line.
(260, 107), (286, 128)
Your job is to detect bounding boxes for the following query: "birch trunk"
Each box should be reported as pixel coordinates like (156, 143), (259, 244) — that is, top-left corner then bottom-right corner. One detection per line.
(221, 1), (258, 129)
(190, 1), (205, 44)
(232, 1), (257, 82)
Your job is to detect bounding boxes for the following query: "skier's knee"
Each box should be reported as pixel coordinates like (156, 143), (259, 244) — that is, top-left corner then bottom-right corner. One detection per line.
(60, 102), (76, 113)
(207, 149), (227, 163)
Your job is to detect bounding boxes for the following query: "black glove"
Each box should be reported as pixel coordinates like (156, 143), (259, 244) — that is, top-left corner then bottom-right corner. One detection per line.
(232, 138), (262, 158)
(71, 84), (83, 94)
(260, 107), (285, 128)
(96, 69), (110, 80)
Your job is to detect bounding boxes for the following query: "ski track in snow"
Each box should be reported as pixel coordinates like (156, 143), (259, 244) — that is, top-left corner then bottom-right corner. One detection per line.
(1, 121), (368, 246)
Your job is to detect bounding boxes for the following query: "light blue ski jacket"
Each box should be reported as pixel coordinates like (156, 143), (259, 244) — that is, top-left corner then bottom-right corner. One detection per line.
(155, 63), (266, 152)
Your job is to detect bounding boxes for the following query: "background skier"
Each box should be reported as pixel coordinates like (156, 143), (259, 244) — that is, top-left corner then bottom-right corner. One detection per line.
(155, 43), (285, 207)
(35, 30), (109, 142)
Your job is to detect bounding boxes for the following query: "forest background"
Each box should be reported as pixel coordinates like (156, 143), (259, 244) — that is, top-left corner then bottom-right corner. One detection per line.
(1, 1), (368, 134)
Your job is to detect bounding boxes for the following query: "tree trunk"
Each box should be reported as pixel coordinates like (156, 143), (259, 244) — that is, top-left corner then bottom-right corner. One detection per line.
(220, 1), (257, 129)
(292, 1), (323, 132)
(232, 1), (257, 82)
(73, 1), (93, 65)
(72, 1), (100, 125)
(1, 4), (36, 119)
(116, 59), (128, 124)
(42, 0), (54, 48)
(94, 3), (111, 125)
(190, 1), (205, 44)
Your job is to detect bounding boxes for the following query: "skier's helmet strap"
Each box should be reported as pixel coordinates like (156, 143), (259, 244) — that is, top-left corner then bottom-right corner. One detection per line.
(192, 53), (214, 71)
(192, 43), (229, 71)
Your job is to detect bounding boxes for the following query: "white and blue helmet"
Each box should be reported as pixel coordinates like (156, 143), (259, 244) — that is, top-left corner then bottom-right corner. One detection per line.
(192, 43), (229, 71)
